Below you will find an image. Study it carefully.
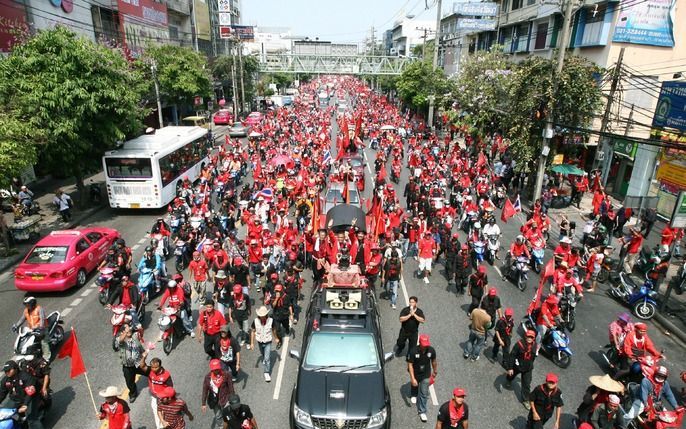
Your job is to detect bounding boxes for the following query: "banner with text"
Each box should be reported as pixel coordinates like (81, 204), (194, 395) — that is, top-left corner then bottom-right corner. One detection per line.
(453, 2), (498, 16)
(612, 0), (675, 47)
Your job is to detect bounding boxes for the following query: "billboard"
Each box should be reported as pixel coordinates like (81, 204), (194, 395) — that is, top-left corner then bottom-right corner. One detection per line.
(653, 81), (686, 132)
(117, 0), (169, 54)
(194, 0), (211, 41)
(0, 0), (27, 52)
(612, 0), (675, 47)
(220, 25), (255, 41)
(453, 2), (498, 16)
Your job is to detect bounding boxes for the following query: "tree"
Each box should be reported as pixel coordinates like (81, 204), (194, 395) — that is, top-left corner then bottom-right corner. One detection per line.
(0, 26), (147, 202)
(0, 113), (40, 189)
(396, 61), (454, 115)
(144, 45), (212, 107)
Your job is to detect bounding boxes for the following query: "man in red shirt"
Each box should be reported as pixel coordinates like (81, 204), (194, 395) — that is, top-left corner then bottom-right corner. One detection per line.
(417, 231), (436, 284)
(660, 225), (676, 253)
(139, 355), (173, 429)
(197, 299), (226, 359)
(209, 242), (230, 281)
(188, 251), (209, 303)
(536, 295), (561, 354)
(621, 228), (644, 273)
(622, 322), (661, 365)
(158, 280), (194, 338)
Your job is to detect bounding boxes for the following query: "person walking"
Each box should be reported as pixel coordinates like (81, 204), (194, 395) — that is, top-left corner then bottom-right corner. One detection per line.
(436, 387), (469, 429)
(222, 394), (258, 429)
(197, 297), (227, 359)
(492, 307), (514, 364)
(505, 330), (538, 408)
(454, 245), (471, 295)
(382, 250), (402, 309)
(201, 359), (234, 429)
(620, 228), (644, 274)
(188, 252), (209, 303)
(417, 231), (437, 284)
(138, 354), (174, 429)
(157, 387), (194, 429)
(527, 373), (563, 429)
(640, 207), (657, 238)
(467, 266), (487, 314)
(395, 296), (425, 356)
(97, 386), (131, 429)
(213, 325), (241, 381)
(463, 307), (491, 362)
(117, 323), (145, 403)
(52, 189), (73, 222)
(250, 306), (277, 382)
(479, 287), (503, 322)
(407, 334), (437, 423)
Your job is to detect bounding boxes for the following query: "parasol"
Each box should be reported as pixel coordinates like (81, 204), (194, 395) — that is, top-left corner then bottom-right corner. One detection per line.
(269, 154), (295, 169)
(550, 164), (585, 176)
(380, 125), (396, 131)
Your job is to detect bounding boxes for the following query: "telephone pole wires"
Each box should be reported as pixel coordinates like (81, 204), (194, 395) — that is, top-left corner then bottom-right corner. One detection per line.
(427, 0), (442, 129)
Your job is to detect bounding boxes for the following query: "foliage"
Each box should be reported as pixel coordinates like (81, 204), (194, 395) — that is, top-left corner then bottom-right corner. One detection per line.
(0, 26), (147, 188)
(212, 54), (260, 105)
(0, 113), (39, 188)
(411, 39), (435, 60)
(144, 45), (212, 106)
(396, 61), (454, 113)
(377, 75), (398, 94)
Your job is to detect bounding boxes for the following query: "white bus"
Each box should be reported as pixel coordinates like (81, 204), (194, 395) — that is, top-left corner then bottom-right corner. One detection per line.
(102, 126), (210, 209)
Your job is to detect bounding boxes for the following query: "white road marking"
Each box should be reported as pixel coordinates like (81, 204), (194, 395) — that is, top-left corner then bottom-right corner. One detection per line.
(399, 277), (410, 306)
(429, 384), (439, 406)
(61, 308), (72, 317)
(363, 151), (373, 175)
(494, 266), (503, 278)
(80, 288), (94, 297)
(272, 336), (290, 400)
(138, 237), (147, 244)
(90, 282), (98, 288)
(132, 244), (140, 250)
(69, 298), (82, 307)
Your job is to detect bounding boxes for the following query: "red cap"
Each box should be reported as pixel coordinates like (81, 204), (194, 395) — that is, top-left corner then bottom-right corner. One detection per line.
(209, 359), (222, 371)
(419, 334), (430, 347)
(173, 273), (183, 281)
(158, 386), (176, 399)
(274, 284), (284, 292)
(452, 387), (466, 397)
(546, 373), (559, 383)
(270, 273), (278, 279)
(505, 307), (514, 317)
(461, 244), (469, 250)
(525, 330), (536, 338)
(232, 285), (242, 294)
(477, 265), (486, 274)
(545, 295), (558, 305)
(488, 288), (497, 296)
(234, 257), (244, 265)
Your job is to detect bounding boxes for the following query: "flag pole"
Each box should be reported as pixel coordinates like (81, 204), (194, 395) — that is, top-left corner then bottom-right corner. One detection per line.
(82, 371), (99, 415)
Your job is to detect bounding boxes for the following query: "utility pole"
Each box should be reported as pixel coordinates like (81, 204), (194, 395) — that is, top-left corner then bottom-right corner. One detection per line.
(229, 41), (239, 116)
(370, 26), (375, 55)
(150, 60), (164, 128)
(598, 47), (626, 184)
(427, 0), (442, 129)
(237, 41), (247, 115)
(190, 0), (199, 51)
(416, 27), (432, 59)
(532, 0), (574, 201)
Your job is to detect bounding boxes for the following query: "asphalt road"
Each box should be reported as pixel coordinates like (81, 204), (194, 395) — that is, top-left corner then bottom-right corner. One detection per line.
(1, 114), (685, 429)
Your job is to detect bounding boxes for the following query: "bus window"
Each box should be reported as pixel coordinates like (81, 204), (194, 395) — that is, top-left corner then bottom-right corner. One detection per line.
(158, 137), (207, 186)
(105, 158), (153, 178)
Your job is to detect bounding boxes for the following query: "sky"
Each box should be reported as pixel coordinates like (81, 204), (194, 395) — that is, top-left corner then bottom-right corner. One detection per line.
(242, 0), (440, 44)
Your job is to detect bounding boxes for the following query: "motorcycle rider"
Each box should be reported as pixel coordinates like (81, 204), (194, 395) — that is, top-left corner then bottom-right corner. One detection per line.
(626, 365), (680, 422)
(157, 280), (195, 339)
(138, 246), (164, 294)
(553, 269), (584, 298)
(106, 276), (141, 328)
(482, 218), (501, 260)
(0, 360), (44, 429)
(553, 236), (572, 265)
(608, 313), (633, 370)
(12, 297), (50, 361)
(536, 295), (562, 355)
(505, 235), (531, 278)
(622, 322), (662, 368)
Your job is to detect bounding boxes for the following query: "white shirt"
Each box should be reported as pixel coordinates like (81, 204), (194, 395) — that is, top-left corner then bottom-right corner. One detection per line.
(53, 194), (72, 211)
(483, 224), (501, 237)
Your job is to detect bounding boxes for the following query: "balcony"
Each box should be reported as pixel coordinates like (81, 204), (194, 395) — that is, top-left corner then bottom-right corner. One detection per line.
(165, 0), (190, 15)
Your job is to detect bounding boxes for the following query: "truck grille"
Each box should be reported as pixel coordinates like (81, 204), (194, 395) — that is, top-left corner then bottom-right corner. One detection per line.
(311, 417), (369, 429)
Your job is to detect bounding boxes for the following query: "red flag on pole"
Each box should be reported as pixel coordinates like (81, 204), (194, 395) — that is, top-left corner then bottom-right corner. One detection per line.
(501, 198), (517, 223)
(477, 152), (487, 169)
(354, 114), (363, 140)
(58, 328), (86, 378)
(342, 180), (350, 204)
(341, 117), (350, 149)
(253, 161), (262, 179)
(527, 258), (556, 315)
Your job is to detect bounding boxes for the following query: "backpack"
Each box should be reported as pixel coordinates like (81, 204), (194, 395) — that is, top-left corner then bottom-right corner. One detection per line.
(386, 261), (400, 279)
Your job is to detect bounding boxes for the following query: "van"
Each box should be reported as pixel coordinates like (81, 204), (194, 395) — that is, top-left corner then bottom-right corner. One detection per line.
(180, 116), (209, 128)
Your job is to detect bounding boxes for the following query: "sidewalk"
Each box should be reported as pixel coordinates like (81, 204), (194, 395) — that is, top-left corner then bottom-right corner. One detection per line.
(0, 172), (108, 274)
(546, 193), (686, 344)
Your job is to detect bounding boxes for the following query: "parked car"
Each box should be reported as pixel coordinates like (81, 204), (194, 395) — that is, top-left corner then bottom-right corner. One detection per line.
(340, 153), (366, 191)
(228, 121), (249, 137)
(15, 228), (121, 292)
(212, 109), (233, 126)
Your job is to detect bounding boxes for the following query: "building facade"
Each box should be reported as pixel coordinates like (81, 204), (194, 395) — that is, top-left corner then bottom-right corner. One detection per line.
(389, 16), (435, 57)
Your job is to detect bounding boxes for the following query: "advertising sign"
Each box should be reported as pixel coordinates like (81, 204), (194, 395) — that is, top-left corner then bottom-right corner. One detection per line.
(653, 81), (686, 132)
(656, 160), (686, 189)
(219, 26), (232, 39)
(0, 0), (27, 52)
(612, 0), (675, 47)
(229, 25), (255, 41)
(453, 2), (498, 16)
(194, 0), (211, 41)
(456, 18), (497, 31)
(218, 12), (232, 25)
(670, 191), (686, 228)
(217, 0), (230, 12)
(118, 0), (168, 26)
(613, 138), (637, 160)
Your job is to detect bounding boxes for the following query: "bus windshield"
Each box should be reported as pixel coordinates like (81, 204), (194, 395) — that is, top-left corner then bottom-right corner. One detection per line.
(105, 158), (153, 179)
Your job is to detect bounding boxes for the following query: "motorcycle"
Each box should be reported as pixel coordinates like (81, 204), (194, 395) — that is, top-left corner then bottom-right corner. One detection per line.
(0, 408), (23, 429)
(636, 245), (670, 274)
(530, 237), (546, 274)
(12, 311), (64, 361)
(471, 239), (486, 268)
(158, 307), (182, 355)
(96, 267), (116, 305)
(540, 326), (573, 368)
(110, 304), (139, 351)
(461, 210), (478, 233)
(609, 272), (658, 320)
(557, 290), (578, 332)
(486, 233), (500, 265)
(150, 233), (169, 260)
(174, 240), (189, 273)
(137, 267), (162, 324)
(581, 245), (618, 283)
(505, 254), (529, 291)
(169, 213), (183, 235)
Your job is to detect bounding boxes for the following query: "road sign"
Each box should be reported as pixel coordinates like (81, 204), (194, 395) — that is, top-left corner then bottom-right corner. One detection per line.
(218, 12), (231, 25)
(217, 0), (230, 12)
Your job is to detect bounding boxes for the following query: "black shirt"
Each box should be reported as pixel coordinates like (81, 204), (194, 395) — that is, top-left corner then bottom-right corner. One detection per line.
(384, 259), (402, 281)
(0, 371), (38, 406)
(222, 403), (254, 428)
(480, 296), (501, 320)
(530, 384), (564, 419)
(437, 401), (469, 428)
(399, 306), (424, 333)
(406, 346), (436, 380)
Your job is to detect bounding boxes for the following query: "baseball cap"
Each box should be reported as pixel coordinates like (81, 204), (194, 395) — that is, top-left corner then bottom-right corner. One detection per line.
(418, 334), (430, 347)
(158, 386), (176, 399)
(209, 359), (222, 371)
(634, 322), (647, 332)
(525, 330), (536, 338)
(452, 387), (466, 397)
(488, 288), (497, 296)
(477, 265), (486, 274)
(546, 373), (559, 383)
(3, 361), (18, 372)
(505, 307), (514, 317)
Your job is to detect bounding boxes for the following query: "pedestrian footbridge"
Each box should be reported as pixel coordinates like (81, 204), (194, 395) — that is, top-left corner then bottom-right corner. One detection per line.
(258, 54), (415, 75)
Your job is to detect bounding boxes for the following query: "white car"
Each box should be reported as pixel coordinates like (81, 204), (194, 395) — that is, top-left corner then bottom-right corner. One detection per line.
(323, 182), (361, 215)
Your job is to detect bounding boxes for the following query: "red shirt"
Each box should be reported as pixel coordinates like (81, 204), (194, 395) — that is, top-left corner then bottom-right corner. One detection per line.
(418, 236), (436, 258)
(159, 287), (185, 308)
(627, 235), (644, 254)
(536, 304), (560, 328)
(199, 309), (226, 335)
(188, 259), (209, 282)
(99, 399), (131, 429)
(147, 368), (173, 399)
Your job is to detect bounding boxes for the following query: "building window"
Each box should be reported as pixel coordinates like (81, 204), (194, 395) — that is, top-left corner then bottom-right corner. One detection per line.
(512, 0), (522, 10)
(169, 26), (179, 41)
(586, 4), (606, 23)
(534, 22), (548, 49)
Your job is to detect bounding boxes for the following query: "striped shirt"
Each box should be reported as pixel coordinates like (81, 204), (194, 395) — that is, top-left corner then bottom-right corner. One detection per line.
(157, 398), (189, 429)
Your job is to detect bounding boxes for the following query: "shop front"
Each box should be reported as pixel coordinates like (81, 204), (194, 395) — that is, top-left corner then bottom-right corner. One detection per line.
(605, 138), (636, 198)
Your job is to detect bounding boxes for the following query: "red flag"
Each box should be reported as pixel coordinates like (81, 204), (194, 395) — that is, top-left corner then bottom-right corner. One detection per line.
(58, 329), (86, 378)
(335, 135), (345, 162)
(354, 114), (362, 140)
(477, 152), (487, 169)
(341, 117), (350, 149)
(542, 258), (555, 279)
(500, 198), (517, 223)
(528, 258), (556, 315)
(342, 180), (350, 204)
(253, 161), (262, 179)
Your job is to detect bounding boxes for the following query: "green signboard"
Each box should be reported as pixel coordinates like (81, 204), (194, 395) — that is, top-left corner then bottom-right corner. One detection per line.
(613, 139), (637, 160)
(671, 191), (686, 228)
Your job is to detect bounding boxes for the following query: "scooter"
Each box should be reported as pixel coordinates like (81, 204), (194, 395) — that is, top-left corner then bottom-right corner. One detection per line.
(12, 311), (64, 361)
(530, 237), (546, 274)
(504, 254), (529, 291)
(471, 239), (486, 268)
(557, 290), (578, 332)
(0, 408), (23, 429)
(110, 304), (137, 352)
(540, 326), (573, 368)
(486, 233), (500, 265)
(96, 267), (116, 305)
(174, 240), (188, 273)
(636, 244), (670, 274)
(609, 272), (658, 320)
(158, 306), (182, 355)
(137, 267), (161, 324)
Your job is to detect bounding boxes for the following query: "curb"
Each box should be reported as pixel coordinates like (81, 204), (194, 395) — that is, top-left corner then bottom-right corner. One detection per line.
(0, 204), (108, 276)
(652, 311), (686, 346)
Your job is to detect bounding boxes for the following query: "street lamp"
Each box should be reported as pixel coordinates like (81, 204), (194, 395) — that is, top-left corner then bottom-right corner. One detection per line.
(150, 59), (164, 128)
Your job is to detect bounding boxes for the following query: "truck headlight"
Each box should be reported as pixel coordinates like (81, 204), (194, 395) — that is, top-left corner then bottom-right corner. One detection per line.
(293, 403), (313, 428)
(367, 407), (388, 428)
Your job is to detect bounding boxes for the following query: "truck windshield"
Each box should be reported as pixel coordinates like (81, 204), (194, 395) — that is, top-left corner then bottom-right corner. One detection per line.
(304, 332), (379, 370)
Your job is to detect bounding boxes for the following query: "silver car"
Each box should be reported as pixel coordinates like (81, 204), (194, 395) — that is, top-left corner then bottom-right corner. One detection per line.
(323, 182), (361, 215)
(228, 121), (248, 137)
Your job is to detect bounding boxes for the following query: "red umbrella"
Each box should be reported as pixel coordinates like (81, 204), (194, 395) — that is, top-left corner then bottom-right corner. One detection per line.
(269, 154), (295, 169)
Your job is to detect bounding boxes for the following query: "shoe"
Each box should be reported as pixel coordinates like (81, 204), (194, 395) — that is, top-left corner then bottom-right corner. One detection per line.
(246, 344), (251, 350)
(264, 373), (271, 382)
(471, 355), (479, 361)
(293, 319), (298, 325)
(129, 394), (137, 403)
(411, 396), (417, 404)
(392, 304), (397, 309)
(232, 376), (237, 382)
(189, 331), (196, 338)
(419, 413), (427, 422)
(463, 353), (469, 359)
(423, 277), (429, 284)
(523, 401), (531, 410)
